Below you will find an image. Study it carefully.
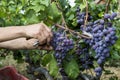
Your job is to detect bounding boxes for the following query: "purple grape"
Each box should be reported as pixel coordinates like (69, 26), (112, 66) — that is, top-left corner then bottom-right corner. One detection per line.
(103, 29), (108, 34)
(103, 44), (107, 48)
(110, 12), (117, 20)
(96, 72), (102, 77)
(112, 12), (117, 17)
(94, 20), (100, 24)
(99, 19), (104, 25)
(92, 45), (97, 50)
(94, 67), (102, 77)
(110, 31), (116, 36)
(105, 37), (109, 42)
(99, 32), (104, 37)
(97, 58), (104, 65)
(94, 67), (102, 72)
(104, 14), (111, 19)
(95, 53), (100, 59)
(77, 19), (84, 24)
(103, 48), (110, 53)
(107, 22), (112, 27)
(110, 40), (116, 45)
(99, 46), (103, 51)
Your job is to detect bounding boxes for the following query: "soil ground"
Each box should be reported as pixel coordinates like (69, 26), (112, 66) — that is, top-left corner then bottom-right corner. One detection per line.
(101, 67), (120, 80)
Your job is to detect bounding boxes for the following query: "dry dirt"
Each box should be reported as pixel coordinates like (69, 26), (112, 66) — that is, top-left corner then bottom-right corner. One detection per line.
(101, 67), (120, 80)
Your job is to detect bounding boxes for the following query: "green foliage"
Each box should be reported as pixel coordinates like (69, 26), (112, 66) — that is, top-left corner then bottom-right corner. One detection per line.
(46, 2), (62, 23)
(0, 0), (62, 26)
(0, 0), (119, 79)
(42, 53), (52, 66)
(48, 54), (59, 77)
(64, 59), (79, 79)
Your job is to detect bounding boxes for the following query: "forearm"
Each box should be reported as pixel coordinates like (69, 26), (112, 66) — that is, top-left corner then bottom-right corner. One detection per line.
(0, 38), (36, 50)
(0, 26), (27, 42)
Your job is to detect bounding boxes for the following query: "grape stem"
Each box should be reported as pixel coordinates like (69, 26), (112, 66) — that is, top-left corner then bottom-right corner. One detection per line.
(55, 0), (69, 30)
(105, 0), (111, 13)
(55, 24), (92, 39)
(84, 0), (88, 29)
(89, 69), (94, 77)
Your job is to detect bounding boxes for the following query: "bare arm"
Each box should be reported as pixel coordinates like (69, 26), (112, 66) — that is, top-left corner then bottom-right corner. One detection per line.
(0, 38), (52, 50)
(0, 23), (53, 45)
(0, 26), (26, 42)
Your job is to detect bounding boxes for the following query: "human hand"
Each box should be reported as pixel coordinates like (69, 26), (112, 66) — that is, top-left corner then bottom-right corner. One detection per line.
(0, 38), (53, 50)
(24, 23), (53, 45)
(26, 38), (53, 50)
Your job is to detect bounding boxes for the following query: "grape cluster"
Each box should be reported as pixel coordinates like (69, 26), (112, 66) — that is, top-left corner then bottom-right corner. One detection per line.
(51, 30), (74, 76)
(76, 44), (94, 70)
(76, 7), (92, 28)
(76, 7), (118, 78)
(104, 12), (117, 20)
(84, 13), (117, 77)
(94, 67), (102, 77)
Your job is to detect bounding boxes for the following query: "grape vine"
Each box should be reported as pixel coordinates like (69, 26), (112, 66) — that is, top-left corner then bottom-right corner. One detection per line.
(76, 6), (118, 78)
(49, 5), (118, 80)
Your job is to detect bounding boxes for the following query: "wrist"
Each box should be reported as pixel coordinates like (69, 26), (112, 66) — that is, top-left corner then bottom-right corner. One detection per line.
(22, 25), (33, 39)
(26, 39), (39, 49)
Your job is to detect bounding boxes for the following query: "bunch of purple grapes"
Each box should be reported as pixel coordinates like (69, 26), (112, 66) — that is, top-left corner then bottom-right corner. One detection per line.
(76, 44), (94, 70)
(51, 30), (74, 77)
(76, 7), (118, 78)
(85, 14), (117, 77)
(84, 13), (117, 77)
(76, 7), (92, 28)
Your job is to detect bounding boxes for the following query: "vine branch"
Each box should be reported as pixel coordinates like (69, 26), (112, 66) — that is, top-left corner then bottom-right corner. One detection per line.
(54, 0), (92, 39)
(55, 24), (92, 39)
(55, 0), (68, 29)
(84, 0), (88, 29)
(105, 0), (111, 13)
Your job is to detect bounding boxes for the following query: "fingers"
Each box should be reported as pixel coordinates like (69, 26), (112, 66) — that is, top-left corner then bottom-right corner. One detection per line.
(27, 38), (53, 50)
(38, 45), (53, 50)
(46, 37), (51, 45)
(27, 38), (39, 49)
(45, 27), (53, 45)
(44, 25), (53, 45)
(36, 23), (53, 45)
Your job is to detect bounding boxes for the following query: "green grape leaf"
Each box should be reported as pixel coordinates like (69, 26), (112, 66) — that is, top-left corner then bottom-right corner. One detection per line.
(42, 53), (52, 66)
(28, 4), (45, 12)
(80, 4), (86, 11)
(0, 18), (5, 26)
(114, 38), (120, 50)
(21, 0), (27, 6)
(46, 2), (62, 22)
(64, 59), (79, 79)
(32, 54), (41, 63)
(31, 0), (40, 6)
(40, 0), (50, 7)
(111, 52), (120, 60)
(25, 9), (39, 24)
(59, 0), (68, 9)
(48, 54), (58, 76)
(8, 1), (15, 5)
(68, 14), (74, 20)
